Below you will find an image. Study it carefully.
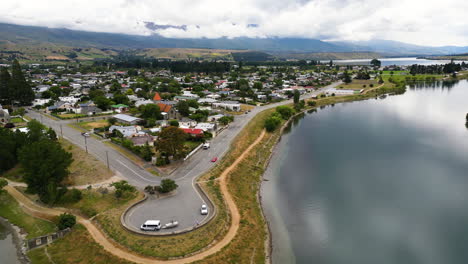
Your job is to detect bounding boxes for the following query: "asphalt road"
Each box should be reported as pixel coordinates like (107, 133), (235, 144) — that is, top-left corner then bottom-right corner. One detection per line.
(27, 82), (340, 234)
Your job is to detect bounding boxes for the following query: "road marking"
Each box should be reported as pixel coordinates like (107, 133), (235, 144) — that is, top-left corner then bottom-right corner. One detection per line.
(116, 160), (159, 183)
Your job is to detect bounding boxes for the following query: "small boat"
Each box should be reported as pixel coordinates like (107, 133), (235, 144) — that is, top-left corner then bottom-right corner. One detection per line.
(162, 220), (179, 229)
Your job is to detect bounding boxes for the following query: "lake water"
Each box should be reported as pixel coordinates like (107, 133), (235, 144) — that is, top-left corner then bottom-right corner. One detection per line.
(327, 57), (465, 66)
(262, 80), (468, 264)
(0, 221), (21, 264)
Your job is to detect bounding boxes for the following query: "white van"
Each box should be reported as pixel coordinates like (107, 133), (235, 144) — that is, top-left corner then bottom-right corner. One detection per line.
(140, 220), (161, 231)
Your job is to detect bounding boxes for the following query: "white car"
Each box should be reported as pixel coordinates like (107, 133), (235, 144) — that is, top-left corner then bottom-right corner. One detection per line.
(140, 220), (161, 231)
(203, 143), (210, 149)
(82, 132), (90, 137)
(200, 204), (208, 215)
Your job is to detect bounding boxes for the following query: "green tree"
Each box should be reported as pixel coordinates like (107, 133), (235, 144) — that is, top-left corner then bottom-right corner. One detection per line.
(47, 127), (58, 141)
(10, 60), (35, 105)
(0, 67), (11, 104)
(112, 93), (130, 105)
(218, 116), (234, 125)
(0, 178), (7, 193)
(93, 96), (112, 110)
(370, 59), (382, 67)
(158, 179), (178, 193)
(140, 104), (162, 120)
(155, 126), (187, 159)
(187, 99), (199, 109)
(12, 107), (25, 116)
(169, 120), (179, 127)
(27, 120), (46, 142)
(264, 113), (282, 132)
(57, 213), (76, 230)
(293, 90), (300, 105)
(19, 140), (73, 204)
(176, 100), (190, 117)
(276, 106), (294, 120)
(343, 71), (352, 84)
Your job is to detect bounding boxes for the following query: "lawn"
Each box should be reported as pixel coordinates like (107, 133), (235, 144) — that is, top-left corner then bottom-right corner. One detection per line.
(10, 117), (25, 123)
(184, 140), (202, 153)
(0, 191), (56, 239)
(77, 120), (109, 131)
(27, 225), (134, 264)
(338, 79), (379, 90)
(60, 139), (114, 186)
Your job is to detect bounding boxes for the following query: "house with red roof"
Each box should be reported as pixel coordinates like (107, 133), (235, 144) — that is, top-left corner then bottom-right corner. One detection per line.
(182, 128), (204, 137)
(157, 103), (180, 120)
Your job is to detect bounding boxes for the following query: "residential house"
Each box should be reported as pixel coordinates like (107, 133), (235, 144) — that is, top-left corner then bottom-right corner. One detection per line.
(130, 133), (155, 146)
(179, 117), (197, 128)
(158, 103), (180, 120)
(111, 104), (129, 113)
(212, 101), (241, 112)
(0, 106), (10, 124)
(113, 114), (142, 125)
(195, 122), (217, 135)
(182, 128), (204, 138)
(109, 125), (138, 137)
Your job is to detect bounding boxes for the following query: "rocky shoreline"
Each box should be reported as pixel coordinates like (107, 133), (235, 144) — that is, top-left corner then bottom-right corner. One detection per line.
(0, 217), (30, 264)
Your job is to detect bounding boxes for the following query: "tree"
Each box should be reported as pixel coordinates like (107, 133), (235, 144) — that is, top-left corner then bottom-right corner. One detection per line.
(10, 60), (34, 105)
(293, 90), (300, 105)
(12, 107), (25, 116)
(0, 178), (7, 193)
(264, 113), (282, 132)
(169, 120), (179, 127)
(47, 127), (58, 141)
(370, 59), (382, 67)
(176, 100), (190, 117)
(26, 120), (46, 142)
(276, 106), (294, 120)
(343, 71), (352, 84)
(158, 179), (178, 193)
(19, 140), (73, 204)
(187, 99), (199, 109)
(93, 96), (112, 110)
(57, 213), (76, 230)
(140, 104), (162, 120)
(0, 67), (11, 104)
(218, 116), (234, 126)
(155, 126), (187, 159)
(112, 93), (130, 105)
(110, 180), (136, 198)
(108, 117), (117, 125)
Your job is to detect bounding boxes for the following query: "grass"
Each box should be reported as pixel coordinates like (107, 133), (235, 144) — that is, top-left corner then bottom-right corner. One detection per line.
(57, 189), (137, 218)
(0, 191), (56, 239)
(1, 166), (25, 182)
(76, 120), (109, 131)
(338, 79), (379, 90)
(184, 140), (202, 153)
(27, 224), (134, 264)
(60, 139), (114, 186)
(103, 141), (145, 166)
(10, 117), (25, 123)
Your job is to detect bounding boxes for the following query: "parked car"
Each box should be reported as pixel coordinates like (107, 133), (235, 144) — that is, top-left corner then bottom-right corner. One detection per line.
(162, 220), (179, 229)
(140, 220), (161, 231)
(211, 157), (218, 162)
(203, 143), (210, 149)
(200, 204), (208, 215)
(81, 132), (90, 137)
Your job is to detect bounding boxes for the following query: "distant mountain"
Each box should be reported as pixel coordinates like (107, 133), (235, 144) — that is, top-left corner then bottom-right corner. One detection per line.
(1, 23), (468, 58)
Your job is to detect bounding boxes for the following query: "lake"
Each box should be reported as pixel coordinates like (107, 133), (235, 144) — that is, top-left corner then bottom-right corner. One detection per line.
(0, 220), (21, 264)
(326, 57), (466, 66)
(262, 80), (468, 264)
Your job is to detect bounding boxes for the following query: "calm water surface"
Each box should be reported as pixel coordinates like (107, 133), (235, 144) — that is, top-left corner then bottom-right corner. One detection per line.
(0, 221), (21, 264)
(262, 80), (468, 264)
(328, 57), (466, 66)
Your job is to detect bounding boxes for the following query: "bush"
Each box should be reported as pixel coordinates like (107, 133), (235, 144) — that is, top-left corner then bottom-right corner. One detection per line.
(169, 120), (179, 127)
(264, 115), (282, 132)
(307, 100), (317, 107)
(57, 213), (76, 230)
(158, 179), (178, 193)
(144, 185), (156, 194)
(60, 188), (82, 203)
(111, 180), (135, 198)
(0, 178), (7, 193)
(275, 105), (294, 120)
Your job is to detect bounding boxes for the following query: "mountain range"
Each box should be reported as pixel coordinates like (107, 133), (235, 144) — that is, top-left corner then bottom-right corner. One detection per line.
(1, 22), (468, 59)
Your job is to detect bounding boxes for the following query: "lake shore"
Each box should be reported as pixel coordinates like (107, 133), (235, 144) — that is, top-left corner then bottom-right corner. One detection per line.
(0, 217), (29, 264)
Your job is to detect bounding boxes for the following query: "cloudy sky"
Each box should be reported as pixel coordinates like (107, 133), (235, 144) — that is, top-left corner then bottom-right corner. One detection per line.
(2, 0), (468, 46)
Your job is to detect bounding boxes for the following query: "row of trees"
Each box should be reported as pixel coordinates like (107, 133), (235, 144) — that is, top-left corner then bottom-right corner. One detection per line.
(0, 60), (35, 105)
(408, 62), (463, 75)
(0, 120), (73, 204)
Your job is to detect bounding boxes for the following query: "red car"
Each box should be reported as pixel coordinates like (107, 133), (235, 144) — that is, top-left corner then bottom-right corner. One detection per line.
(211, 157), (218, 162)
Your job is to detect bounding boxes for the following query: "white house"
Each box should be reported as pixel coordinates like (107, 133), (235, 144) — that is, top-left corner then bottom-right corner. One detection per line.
(109, 125), (138, 138)
(213, 101), (241, 112)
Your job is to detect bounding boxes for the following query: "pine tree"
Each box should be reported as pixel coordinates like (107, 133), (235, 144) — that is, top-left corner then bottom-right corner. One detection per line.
(10, 60), (34, 105)
(0, 67), (11, 104)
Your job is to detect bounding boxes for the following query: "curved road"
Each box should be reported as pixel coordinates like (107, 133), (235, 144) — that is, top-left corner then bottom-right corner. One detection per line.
(27, 82), (339, 234)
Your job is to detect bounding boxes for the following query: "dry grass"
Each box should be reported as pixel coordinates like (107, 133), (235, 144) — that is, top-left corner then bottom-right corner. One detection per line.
(27, 224), (134, 264)
(61, 139), (114, 186)
(77, 120), (109, 131)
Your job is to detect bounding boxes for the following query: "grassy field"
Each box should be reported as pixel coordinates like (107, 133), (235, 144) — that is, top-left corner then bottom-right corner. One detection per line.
(10, 117), (25, 123)
(0, 191), (56, 239)
(137, 48), (247, 60)
(27, 225), (134, 264)
(338, 79), (379, 90)
(76, 120), (109, 131)
(60, 139), (114, 186)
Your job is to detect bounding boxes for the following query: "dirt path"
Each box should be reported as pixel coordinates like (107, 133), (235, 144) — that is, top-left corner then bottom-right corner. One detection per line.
(4, 130), (267, 264)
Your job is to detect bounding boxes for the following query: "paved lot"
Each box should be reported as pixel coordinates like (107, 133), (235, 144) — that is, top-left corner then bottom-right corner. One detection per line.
(27, 83), (339, 234)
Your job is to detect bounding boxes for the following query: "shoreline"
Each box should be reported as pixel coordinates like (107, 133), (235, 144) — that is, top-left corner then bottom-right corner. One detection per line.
(0, 217), (30, 264)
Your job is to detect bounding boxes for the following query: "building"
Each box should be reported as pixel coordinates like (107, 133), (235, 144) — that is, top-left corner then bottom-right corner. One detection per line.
(109, 125), (138, 137)
(212, 101), (241, 112)
(158, 103), (180, 120)
(130, 133), (155, 146)
(111, 104), (129, 113)
(0, 106), (10, 124)
(182, 128), (204, 137)
(195, 123), (217, 134)
(113, 114), (142, 125)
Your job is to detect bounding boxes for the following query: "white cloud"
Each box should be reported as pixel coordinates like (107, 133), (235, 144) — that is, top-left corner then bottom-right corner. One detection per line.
(1, 0), (468, 46)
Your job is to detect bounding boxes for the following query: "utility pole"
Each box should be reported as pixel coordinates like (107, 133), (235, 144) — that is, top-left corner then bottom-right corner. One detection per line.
(106, 151), (110, 170)
(60, 124), (63, 139)
(84, 136), (88, 153)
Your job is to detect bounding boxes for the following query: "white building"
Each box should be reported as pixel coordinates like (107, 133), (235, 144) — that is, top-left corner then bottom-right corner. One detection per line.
(109, 125), (138, 138)
(212, 101), (241, 112)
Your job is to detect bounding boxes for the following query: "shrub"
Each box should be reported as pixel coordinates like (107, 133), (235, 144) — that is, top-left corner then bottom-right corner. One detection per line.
(275, 105), (294, 120)
(169, 120), (179, 127)
(307, 100), (317, 107)
(57, 213), (76, 230)
(0, 178), (7, 193)
(111, 180), (135, 198)
(264, 115), (282, 132)
(158, 179), (178, 193)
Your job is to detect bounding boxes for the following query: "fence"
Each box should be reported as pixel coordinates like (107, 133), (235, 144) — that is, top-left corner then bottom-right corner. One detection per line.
(26, 228), (71, 250)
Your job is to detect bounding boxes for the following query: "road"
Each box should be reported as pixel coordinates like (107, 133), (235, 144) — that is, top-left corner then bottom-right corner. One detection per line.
(27, 82), (340, 234)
